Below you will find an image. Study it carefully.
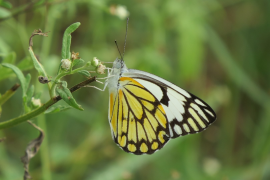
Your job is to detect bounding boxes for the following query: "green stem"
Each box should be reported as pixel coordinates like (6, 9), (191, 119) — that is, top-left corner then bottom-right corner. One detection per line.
(50, 65), (90, 97)
(0, 77), (96, 130)
(0, 98), (55, 130)
(50, 72), (69, 97)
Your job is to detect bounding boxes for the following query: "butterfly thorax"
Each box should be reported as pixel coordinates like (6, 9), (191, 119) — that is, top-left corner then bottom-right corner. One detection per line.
(106, 58), (128, 92)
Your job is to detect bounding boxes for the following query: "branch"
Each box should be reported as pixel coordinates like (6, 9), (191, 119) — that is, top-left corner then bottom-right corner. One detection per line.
(0, 76), (96, 130)
(29, 29), (49, 47)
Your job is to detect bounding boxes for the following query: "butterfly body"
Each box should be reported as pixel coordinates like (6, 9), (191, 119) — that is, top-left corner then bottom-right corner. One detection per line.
(106, 58), (216, 155)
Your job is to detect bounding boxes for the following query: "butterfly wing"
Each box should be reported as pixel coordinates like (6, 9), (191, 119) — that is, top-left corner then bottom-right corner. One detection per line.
(123, 69), (217, 138)
(108, 69), (216, 155)
(109, 77), (170, 155)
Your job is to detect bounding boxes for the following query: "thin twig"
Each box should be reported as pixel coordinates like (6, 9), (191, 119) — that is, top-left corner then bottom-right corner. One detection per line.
(29, 29), (50, 47)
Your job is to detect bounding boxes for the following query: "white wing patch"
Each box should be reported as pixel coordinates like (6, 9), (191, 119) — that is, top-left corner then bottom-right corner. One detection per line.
(195, 99), (206, 106)
(167, 89), (185, 114)
(205, 109), (215, 117)
(136, 79), (163, 101)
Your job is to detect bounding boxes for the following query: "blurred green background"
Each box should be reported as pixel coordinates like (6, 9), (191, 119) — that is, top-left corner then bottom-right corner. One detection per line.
(1, 0), (270, 180)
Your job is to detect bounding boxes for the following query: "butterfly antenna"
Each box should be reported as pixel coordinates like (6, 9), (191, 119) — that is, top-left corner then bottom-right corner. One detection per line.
(122, 17), (129, 60)
(115, 40), (123, 60)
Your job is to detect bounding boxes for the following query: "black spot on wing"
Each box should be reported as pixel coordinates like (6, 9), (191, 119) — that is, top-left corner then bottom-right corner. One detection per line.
(160, 86), (169, 106)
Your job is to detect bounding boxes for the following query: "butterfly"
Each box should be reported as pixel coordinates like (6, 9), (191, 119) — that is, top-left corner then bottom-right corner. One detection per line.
(105, 58), (216, 155)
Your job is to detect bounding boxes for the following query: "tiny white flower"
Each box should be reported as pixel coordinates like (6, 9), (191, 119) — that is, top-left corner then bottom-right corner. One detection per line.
(96, 64), (106, 74)
(61, 59), (71, 70)
(91, 57), (101, 67)
(31, 97), (41, 107)
(111, 5), (129, 20)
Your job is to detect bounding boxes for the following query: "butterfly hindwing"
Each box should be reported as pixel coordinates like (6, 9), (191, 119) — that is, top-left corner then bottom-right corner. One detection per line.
(109, 77), (170, 155)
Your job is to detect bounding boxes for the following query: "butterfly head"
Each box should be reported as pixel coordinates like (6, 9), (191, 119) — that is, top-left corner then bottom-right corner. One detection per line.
(112, 58), (128, 73)
(106, 58), (128, 88)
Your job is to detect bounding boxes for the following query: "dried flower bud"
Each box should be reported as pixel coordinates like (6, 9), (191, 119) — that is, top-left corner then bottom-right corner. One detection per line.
(61, 59), (71, 70)
(38, 76), (50, 84)
(91, 57), (101, 67)
(31, 97), (41, 107)
(96, 64), (106, 74)
(110, 5), (129, 20)
(71, 51), (80, 60)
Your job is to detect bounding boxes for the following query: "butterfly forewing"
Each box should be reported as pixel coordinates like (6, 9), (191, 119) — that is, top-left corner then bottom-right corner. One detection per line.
(123, 70), (216, 138)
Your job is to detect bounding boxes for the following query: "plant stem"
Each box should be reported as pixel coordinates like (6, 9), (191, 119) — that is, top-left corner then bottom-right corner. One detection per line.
(0, 77), (96, 130)
(50, 65), (90, 97)
(50, 72), (69, 97)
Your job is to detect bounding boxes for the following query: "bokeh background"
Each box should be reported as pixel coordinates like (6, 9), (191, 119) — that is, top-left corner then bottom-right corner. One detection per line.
(0, 0), (270, 180)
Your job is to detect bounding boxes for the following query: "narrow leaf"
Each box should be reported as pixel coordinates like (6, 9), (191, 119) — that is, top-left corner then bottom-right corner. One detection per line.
(44, 105), (71, 114)
(62, 22), (81, 59)
(1, 63), (27, 97)
(25, 73), (31, 90)
(56, 82), (83, 111)
(66, 35), (71, 59)
(72, 58), (85, 67)
(77, 70), (90, 77)
(28, 47), (47, 77)
(26, 85), (34, 103)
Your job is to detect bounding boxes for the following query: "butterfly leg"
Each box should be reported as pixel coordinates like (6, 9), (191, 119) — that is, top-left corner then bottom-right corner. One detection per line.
(84, 86), (105, 91)
(83, 80), (108, 91)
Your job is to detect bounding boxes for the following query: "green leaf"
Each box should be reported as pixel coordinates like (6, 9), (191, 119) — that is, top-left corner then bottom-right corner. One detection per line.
(2, 52), (16, 64)
(0, 56), (33, 82)
(17, 56), (34, 71)
(62, 22), (81, 59)
(72, 58), (85, 67)
(29, 47), (47, 77)
(66, 35), (71, 59)
(77, 70), (90, 77)
(25, 73), (31, 90)
(56, 81), (83, 111)
(44, 105), (71, 114)
(26, 85), (34, 103)
(1, 63), (27, 97)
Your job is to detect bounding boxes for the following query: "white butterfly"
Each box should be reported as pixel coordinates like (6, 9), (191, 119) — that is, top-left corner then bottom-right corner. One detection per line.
(104, 58), (216, 155)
